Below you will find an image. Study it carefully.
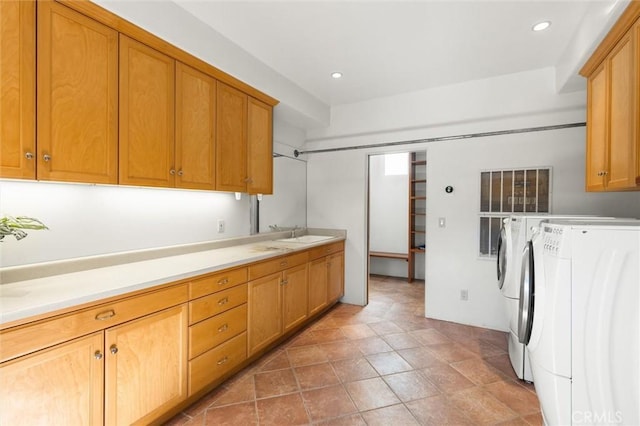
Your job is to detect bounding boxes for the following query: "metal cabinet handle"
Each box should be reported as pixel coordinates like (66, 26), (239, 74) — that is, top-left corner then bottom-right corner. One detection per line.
(94, 351), (103, 360)
(218, 278), (229, 286)
(280, 261), (288, 267)
(218, 323), (229, 333)
(217, 297), (229, 306)
(217, 356), (228, 365)
(25, 152), (34, 160)
(178, 170), (183, 176)
(110, 344), (118, 355)
(95, 309), (116, 321)
(42, 154), (51, 162)
(281, 279), (288, 285)
(169, 169), (176, 175)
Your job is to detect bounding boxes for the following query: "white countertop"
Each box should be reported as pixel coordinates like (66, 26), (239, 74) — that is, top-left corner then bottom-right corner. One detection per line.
(0, 233), (344, 326)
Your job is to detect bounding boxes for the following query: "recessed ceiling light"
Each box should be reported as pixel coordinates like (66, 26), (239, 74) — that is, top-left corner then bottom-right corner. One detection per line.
(532, 21), (551, 32)
(331, 72), (343, 79)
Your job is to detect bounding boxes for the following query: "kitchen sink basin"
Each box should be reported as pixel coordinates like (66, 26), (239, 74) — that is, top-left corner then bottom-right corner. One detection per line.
(276, 235), (334, 244)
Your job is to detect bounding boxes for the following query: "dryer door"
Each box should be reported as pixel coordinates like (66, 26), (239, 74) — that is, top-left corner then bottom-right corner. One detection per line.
(518, 240), (535, 344)
(497, 226), (507, 288)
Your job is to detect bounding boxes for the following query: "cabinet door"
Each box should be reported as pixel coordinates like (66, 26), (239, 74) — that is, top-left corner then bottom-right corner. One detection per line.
(283, 263), (308, 333)
(216, 82), (247, 192)
(607, 31), (637, 189)
(37, 1), (118, 184)
(0, 0), (35, 179)
(308, 257), (328, 316)
(0, 332), (104, 425)
(247, 97), (273, 194)
(119, 35), (175, 188)
(176, 62), (216, 190)
(105, 304), (188, 426)
(248, 272), (282, 355)
(586, 63), (608, 191)
(327, 252), (344, 303)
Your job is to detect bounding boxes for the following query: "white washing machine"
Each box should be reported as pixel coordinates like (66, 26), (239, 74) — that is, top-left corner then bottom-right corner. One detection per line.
(518, 220), (639, 425)
(496, 215), (609, 382)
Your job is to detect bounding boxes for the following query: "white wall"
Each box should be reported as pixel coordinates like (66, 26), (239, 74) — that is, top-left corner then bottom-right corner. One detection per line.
(0, 181), (249, 267)
(368, 154), (409, 278)
(259, 156), (307, 233)
(306, 68), (640, 331)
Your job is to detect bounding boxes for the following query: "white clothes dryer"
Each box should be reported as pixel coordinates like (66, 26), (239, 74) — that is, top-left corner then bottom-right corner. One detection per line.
(496, 214), (610, 383)
(519, 220), (639, 425)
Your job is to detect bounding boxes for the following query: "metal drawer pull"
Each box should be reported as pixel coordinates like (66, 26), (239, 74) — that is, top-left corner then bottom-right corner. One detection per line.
(217, 356), (228, 365)
(218, 297), (229, 306)
(218, 324), (229, 332)
(218, 278), (229, 286)
(280, 261), (287, 267)
(110, 344), (118, 355)
(95, 309), (116, 321)
(25, 152), (34, 160)
(281, 279), (288, 285)
(94, 351), (103, 360)
(42, 154), (51, 162)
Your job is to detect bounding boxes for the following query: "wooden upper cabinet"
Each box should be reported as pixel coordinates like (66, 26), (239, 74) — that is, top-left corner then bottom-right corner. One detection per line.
(216, 82), (248, 192)
(247, 97), (273, 194)
(176, 62), (216, 190)
(119, 35), (176, 187)
(581, 5), (640, 191)
(586, 64), (608, 192)
(607, 31), (637, 190)
(37, 1), (118, 184)
(0, 0), (35, 179)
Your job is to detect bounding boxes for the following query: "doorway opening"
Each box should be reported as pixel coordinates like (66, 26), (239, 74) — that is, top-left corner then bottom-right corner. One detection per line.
(366, 151), (426, 307)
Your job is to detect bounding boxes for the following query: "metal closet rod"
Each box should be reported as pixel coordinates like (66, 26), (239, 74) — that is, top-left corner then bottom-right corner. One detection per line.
(293, 122), (586, 157)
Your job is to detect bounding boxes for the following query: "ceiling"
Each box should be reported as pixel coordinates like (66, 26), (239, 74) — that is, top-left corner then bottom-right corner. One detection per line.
(174, 1), (611, 107)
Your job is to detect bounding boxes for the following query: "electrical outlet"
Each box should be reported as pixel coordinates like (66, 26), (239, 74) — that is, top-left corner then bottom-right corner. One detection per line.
(217, 219), (225, 233)
(460, 289), (468, 301)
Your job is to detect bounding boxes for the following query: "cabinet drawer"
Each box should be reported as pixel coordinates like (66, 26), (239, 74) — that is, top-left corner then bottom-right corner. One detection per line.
(0, 284), (188, 363)
(189, 283), (247, 325)
(188, 331), (247, 396)
(189, 304), (247, 359)
(248, 251), (309, 280)
(189, 267), (248, 299)
(309, 241), (344, 260)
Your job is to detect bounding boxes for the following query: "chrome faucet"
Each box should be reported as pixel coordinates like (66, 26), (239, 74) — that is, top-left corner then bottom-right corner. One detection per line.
(290, 226), (299, 238)
(269, 224), (282, 232)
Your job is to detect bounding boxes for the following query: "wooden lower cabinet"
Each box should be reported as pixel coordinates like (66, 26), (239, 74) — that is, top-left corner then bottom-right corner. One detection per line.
(309, 246), (345, 314)
(0, 241), (344, 424)
(327, 252), (345, 303)
(0, 332), (104, 426)
(283, 263), (309, 333)
(188, 331), (247, 395)
(247, 272), (283, 355)
(308, 257), (329, 316)
(0, 303), (188, 426)
(105, 304), (188, 426)
(247, 261), (309, 355)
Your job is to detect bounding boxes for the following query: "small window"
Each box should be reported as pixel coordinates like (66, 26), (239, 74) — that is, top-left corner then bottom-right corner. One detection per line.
(384, 153), (408, 176)
(479, 167), (551, 257)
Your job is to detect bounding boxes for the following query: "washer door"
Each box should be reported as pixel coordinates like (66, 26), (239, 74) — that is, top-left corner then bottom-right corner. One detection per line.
(518, 240), (535, 344)
(497, 227), (507, 289)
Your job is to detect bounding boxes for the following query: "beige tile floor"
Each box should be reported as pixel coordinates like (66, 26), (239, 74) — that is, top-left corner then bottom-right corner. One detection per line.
(166, 275), (542, 425)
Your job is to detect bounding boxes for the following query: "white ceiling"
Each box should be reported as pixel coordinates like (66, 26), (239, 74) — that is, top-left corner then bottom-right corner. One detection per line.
(174, 1), (611, 107)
